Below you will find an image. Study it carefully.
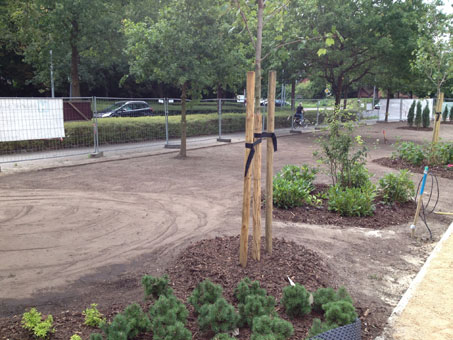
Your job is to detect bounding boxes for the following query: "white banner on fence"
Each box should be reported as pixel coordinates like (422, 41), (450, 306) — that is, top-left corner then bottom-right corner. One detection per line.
(0, 98), (65, 142)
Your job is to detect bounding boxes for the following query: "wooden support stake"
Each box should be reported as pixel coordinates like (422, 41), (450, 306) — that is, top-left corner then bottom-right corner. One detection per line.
(252, 107), (262, 261)
(432, 92), (444, 145)
(265, 71), (276, 254)
(240, 71), (255, 268)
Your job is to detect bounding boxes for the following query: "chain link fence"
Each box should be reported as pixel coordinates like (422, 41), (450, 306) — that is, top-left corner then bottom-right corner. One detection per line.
(0, 96), (381, 165)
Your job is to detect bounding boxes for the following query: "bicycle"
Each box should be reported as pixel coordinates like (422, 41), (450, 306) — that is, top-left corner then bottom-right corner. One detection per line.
(288, 114), (311, 129)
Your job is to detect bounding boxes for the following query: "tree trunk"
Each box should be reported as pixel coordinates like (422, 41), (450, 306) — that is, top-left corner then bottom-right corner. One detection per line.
(290, 78), (296, 110)
(343, 85), (349, 110)
(70, 20), (81, 98)
(254, 0), (264, 115)
(334, 76), (343, 107)
(179, 82), (188, 158)
(385, 88), (391, 122)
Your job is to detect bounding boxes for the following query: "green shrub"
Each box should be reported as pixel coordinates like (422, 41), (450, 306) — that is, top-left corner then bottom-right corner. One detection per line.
(281, 284), (311, 318)
(21, 308), (54, 339)
(71, 335), (82, 340)
(378, 170), (415, 204)
(327, 182), (376, 217)
(122, 303), (151, 338)
(323, 300), (357, 326)
(394, 141), (425, 166)
(431, 142), (453, 165)
(239, 294), (276, 327)
(90, 333), (103, 340)
(415, 101), (422, 128)
(407, 101), (416, 126)
(450, 106), (453, 121)
(422, 104), (430, 128)
(101, 314), (129, 340)
(188, 279), (223, 314)
(142, 274), (172, 299)
(273, 176), (318, 209)
(251, 315), (294, 340)
(198, 298), (239, 334)
(155, 321), (192, 340)
(335, 287), (354, 305)
(83, 303), (105, 327)
(307, 318), (338, 338)
(278, 165), (317, 189)
(338, 163), (371, 189)
(150, 294), (191, 340)
(442, 106), (449, 122)
(235, 277), (267, 304)
(212, 334), (235, 340)
(312, 287), (337, 312)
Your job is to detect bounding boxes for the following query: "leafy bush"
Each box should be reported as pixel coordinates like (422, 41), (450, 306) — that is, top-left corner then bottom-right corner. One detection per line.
(442, 106), (449, 122)
(327, 182), (376, 217)
(235, 277), (267, 304)
(307, 318), (338, 338)
(407, 101), (416, 126)
(278, 165), (317, 190)
(83, 303), (105, 327)
(338, 162), (371, 189)
(238, 294), (276, 327)
(394, 141), (425, 166)
(422, 104), (430, 128)
(378, 170), (415, 204)
(198, 298), (239, 333)
(142, 274), (172, 299)
(431, 142), (453, 165)
(188, 279), (223, 314)
(21, 308), (54, 339)
(415, 101), (422, 128)
(323, 300), (357, 326)
(314, 110), (368, 187)
(122, 303), (151, 338)
(71, 335), (82, 340)
(251, 315), (294, 340)
(281, 284), (311, 318)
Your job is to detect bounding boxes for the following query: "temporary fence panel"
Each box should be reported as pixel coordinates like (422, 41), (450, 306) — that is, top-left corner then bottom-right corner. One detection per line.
(374, 98), (434, 122)
(0, 97), (95, 164)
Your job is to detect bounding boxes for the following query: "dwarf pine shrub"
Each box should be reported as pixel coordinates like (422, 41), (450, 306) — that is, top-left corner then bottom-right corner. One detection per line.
(90, 334), (103, 340)
(323, 300), (357, 326)
(188, 279), (223, 314)
(198, 298), (239, 334)
(307, 318), (338, 338)
(239, 294), (276, 327)
(122, 303), (151, 338)
(312, 287), (337, 312)
(101, 314), (130, 340)
(250, 315), (294, 340)
(142, 274), (172, 299)
(150, 294), (191, 340)
(212, 334), (236, 340)
(281, 284), (311, 318)
(153, 321), (191, 340)
(235, 277), (267, 304)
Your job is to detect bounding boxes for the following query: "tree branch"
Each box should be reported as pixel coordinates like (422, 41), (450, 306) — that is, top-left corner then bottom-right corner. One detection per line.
(233, 0), (256, 49)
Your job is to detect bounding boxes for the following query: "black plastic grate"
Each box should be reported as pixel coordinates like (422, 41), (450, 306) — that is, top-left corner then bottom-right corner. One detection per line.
(309, 318), (361, 340)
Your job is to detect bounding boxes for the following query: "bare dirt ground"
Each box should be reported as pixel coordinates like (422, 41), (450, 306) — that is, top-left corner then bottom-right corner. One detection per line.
(1, 122), (452, 339)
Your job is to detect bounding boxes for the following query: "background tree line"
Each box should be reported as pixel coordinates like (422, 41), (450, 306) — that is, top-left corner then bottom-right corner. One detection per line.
(0, 0), (451, 101)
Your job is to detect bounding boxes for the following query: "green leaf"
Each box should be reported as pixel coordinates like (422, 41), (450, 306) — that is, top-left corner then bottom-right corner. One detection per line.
(317, 48), (327, 56)
(326, 37), (335, 46)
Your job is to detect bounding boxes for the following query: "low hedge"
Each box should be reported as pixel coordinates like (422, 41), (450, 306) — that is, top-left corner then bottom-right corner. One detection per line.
(0, 110), (329, 155)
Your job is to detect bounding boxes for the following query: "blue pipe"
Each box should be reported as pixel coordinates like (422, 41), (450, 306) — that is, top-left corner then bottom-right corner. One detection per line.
(420, 166), (429, 195)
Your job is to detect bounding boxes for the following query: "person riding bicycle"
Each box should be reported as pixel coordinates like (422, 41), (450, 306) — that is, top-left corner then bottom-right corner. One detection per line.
(295, 103), (304, 123)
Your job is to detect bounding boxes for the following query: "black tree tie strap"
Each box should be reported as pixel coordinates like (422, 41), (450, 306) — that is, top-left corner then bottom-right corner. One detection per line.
(244, 139), (262, 177)
(255, 132), (277, 152)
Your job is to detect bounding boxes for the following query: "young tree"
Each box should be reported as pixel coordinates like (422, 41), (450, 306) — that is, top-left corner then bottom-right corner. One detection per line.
(422, 102), (430, 128)
(415, 101), (423, 128)
(408, 101), (416, 127)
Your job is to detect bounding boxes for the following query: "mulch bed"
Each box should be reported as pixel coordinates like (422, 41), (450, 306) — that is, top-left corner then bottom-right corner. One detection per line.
(396, 126), (433, 131)
(0, 236), (378, 340)
(272, 184), (416, 228)
(374, 157), (453, 180)
(441, 121), (453, 125)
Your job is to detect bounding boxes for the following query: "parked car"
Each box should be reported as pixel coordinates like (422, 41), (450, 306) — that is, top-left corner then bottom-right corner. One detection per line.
(260, 99), (290, 107)
(95, 101), (154, 118)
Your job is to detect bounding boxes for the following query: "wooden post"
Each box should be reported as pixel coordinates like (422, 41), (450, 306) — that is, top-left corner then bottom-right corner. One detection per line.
(240, 71), (255, 268)
(252, 106), (262, 261)
(265, 71), (276, 254)
(432, 92), (444, 145)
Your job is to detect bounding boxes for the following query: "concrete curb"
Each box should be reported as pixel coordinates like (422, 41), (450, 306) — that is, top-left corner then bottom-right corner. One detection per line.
(376, 220), (453, 339)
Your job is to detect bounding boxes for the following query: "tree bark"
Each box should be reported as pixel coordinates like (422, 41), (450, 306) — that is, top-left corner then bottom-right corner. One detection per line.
(385, 88), (391, 122)
(343, 84), (349, 110)
(334, 76), (343, 107)
(180, 82), (188, 158)
(70, 20), (81, 98)
(291, 78), (296, 110)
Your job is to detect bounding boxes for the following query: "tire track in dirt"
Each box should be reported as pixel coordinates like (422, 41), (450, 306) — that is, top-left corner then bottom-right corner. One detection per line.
(0, 188), (226, 301)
